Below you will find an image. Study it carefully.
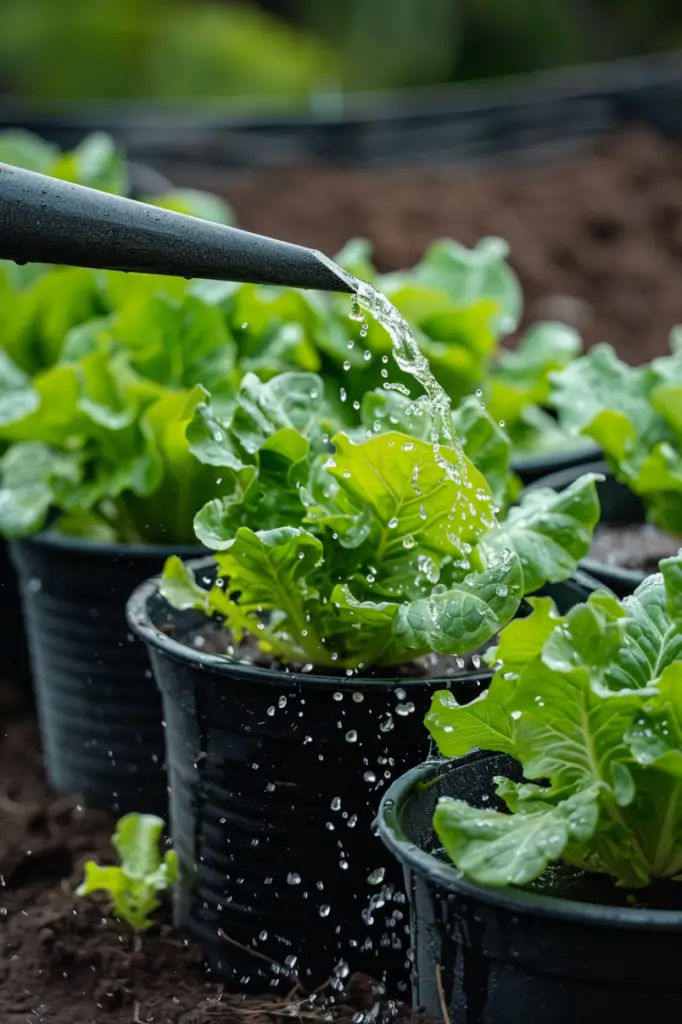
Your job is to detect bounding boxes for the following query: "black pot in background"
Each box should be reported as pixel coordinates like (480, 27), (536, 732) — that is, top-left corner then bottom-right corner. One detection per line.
(0, 537), (30, 688)
(510, 441), (600, 487)
(6, 50), (682, 171)
(378, 754), (682, 1024)
(527, 460), (649, 597)
(10, 533), (200, 815)
(127, 558), (603, 991)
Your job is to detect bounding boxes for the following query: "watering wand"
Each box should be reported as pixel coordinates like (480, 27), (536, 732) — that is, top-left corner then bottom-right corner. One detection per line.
(0, 162), (355, 294)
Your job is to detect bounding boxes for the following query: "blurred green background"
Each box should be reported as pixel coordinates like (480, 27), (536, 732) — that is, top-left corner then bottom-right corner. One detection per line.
(0, 0), (681, 104)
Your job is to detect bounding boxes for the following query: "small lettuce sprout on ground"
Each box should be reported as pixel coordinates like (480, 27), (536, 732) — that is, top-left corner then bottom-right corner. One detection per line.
(427, 552), (682, 889)
(77, 814), (177, 932)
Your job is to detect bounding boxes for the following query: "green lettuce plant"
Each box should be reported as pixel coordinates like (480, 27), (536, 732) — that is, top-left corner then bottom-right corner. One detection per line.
(0, 133), (238, 543)
(485, 320), (588, 456)
(551, 337), (682, 535)
(78, 813), (177, 932)
(0, 128), (586, 549)
(161, 370), (601, 670)
(0, 282), (243, 542)
(426, 553), (682, 888)
(0, 131), (234, 375)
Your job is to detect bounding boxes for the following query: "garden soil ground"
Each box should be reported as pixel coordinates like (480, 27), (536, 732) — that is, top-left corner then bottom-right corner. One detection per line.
(178, 127), (682, 365)
(0, 681), (430, 1024)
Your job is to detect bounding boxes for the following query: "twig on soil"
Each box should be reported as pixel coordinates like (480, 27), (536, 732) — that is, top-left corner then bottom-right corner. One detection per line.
(434, 965), (451, 1024)
(217, 927), (290, 972)
(0, 792), (38, 814)
(49, 795), (80, 817)
(212, 932), (335, 1019)
(237, 1004), (324, 1020)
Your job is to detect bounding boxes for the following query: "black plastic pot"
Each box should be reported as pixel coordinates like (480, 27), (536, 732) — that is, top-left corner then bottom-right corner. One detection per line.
(510, 441), (600, 487)
(0, 537), (30, 686)
(528, 460), (652, 597)
(378, 754), (682, 1024)
(127, 559), (602, 990)
(4, 51), (682, 172)
(10, 533), (200, 815)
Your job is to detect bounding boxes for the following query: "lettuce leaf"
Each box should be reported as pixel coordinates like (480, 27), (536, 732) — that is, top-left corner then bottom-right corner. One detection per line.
(167, 368), (599, 670)
(486, 322), (583, 455)
(427, 553), (682, 889)
(550, 340), (682, 534)
(0, 130), (243, 544)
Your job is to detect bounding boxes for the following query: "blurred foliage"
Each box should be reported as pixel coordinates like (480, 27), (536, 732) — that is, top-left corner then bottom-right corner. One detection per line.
(451, 0), (682, 82)
(1, 0), (682, 102)
(303, 0), (682, 90)
(299, 0), (460, 90)
(0, 0), (335, 102)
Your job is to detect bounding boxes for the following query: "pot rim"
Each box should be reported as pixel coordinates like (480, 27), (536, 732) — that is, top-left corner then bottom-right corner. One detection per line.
(377, 755), (682, 929)
(126, 557), (607, 690)
(12, 530), (203, 561)
(510, 440), (601, 473)
(525, 457), (610, 490)
(526, 460), (650, 588)
(578, 557), (646, 588)
(126, 554), (499, 691)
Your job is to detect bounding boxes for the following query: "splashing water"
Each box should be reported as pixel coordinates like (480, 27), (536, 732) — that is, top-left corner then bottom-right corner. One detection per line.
(351, 281), (460, 453)
(317, 254), (496, 527)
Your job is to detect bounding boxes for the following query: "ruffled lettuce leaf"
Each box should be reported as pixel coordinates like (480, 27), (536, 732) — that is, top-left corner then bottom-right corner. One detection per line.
(481, 472), (603, 593)
(550, 340), (682, 533)
(427, 553), (682, 888)
(486, 322), (583, 455)
(173, 370), (599, 669)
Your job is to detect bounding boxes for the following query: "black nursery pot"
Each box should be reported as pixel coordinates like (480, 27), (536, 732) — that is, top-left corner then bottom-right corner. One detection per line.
(10, 532), (200, 815)
(510, 440), (600, 487)
(0, 537), (30, 686)
(127, 559), (601, 991)
(378, 754), (682, 1024)
(529, 460), (649, 597)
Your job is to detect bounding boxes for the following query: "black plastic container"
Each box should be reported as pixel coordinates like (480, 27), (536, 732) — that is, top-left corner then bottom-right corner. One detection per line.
(4, 51), (682, 171)
(127, 559), (602, 990)
(378, 754), (682, 1024)
(0, 537), (30, 686)
(10, 533), (200, 815)
(510, 441), (600, 487)
(529, 460), (656, 597)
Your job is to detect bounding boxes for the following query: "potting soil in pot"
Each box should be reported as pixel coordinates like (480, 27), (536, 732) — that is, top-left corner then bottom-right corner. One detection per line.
(203, 128), (682, 364)
(0, 679), (434, 1024)
(589, 521), (682, 573)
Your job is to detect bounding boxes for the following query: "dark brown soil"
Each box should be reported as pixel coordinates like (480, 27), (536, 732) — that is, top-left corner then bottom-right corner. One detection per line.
(528, 862), (682, 912)
(180, 621), (491, 679)
(588, 522), (682, 574)
(180, 127), (682, 365)
(0, 680), (431, 1024)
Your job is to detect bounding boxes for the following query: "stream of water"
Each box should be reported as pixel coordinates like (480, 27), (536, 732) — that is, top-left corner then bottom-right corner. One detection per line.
(318, 253), (493, 519)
